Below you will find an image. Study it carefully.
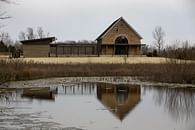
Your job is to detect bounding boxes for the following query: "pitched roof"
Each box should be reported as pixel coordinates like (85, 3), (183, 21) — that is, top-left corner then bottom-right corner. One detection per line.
(97, 83), (141, 121)
(96, 17), (142, 40)
(20, 37), (56, 44)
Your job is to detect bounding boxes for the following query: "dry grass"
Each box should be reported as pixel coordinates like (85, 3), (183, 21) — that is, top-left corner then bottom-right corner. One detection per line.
(22, 56), (167, 64)
(0, 58), (195, 85)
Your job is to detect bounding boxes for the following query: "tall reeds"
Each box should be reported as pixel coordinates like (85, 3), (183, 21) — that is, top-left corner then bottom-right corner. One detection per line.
(0, 59), (194, 84)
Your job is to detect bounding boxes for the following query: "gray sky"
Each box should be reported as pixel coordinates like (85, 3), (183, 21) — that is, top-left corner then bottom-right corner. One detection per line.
(1, 0), (195, 44)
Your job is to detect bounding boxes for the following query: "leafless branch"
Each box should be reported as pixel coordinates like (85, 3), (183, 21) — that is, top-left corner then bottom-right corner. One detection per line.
(152, 26), (165, 55)
(0, 0), (11, 4)
(0, 12), (11, 20)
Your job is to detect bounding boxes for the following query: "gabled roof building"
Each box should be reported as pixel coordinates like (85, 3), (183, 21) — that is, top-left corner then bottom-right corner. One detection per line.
(96, 17), (142, 55)
(20, 17), (143, 57)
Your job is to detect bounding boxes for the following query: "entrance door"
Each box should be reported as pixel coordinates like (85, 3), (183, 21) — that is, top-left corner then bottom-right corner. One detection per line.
(115, 36), (128, 55)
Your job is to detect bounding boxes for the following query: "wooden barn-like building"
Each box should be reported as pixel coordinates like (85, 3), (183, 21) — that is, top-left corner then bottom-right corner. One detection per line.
(97, 17), (142, 55)
(21, 17), (142, 57)
(21, 37), (55, 57)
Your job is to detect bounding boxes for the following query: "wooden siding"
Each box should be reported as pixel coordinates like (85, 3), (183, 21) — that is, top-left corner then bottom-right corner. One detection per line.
(23, 44), (49, 57)
(129, 46), (141, 55)
(101, 20), (141, 45)
(97, 17), (142, 55)
(50, 44), (97, 57)
(21, 37), (55, 57)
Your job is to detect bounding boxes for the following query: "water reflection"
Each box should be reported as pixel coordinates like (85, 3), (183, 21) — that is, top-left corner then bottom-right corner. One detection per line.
(152, 87), (195, 121)
(1, 82), (195, 128)
(0, 89), (22, 104)
(97, 83), (141, 121)
(57, 83), (141, 121)
(59, 83), (97, 95)
(21, 87), (56, 101)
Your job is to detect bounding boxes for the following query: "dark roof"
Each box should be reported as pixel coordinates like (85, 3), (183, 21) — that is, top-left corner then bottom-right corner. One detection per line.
(52, 42), (96, 45)
(20, 37), (56, 44)
(50, 42), (97, 47)
(96, 17), (120, 40)
(96, 17), (142, 40)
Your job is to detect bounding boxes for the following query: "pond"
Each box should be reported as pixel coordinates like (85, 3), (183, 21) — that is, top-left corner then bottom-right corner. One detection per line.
(0, 82), (195, 130)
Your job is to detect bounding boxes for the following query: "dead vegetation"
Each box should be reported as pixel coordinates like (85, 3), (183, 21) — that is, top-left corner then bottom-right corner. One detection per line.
(0, 58), (195, 85)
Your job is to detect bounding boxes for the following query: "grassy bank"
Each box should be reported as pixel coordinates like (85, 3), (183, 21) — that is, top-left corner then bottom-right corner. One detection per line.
(23, 56), (167, 64)
(0, 59), (195, 85)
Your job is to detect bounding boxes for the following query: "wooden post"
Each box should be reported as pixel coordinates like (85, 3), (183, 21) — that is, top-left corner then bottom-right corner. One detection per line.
(56, 45), (58, 57)
(127, 45), (130, 57)
(113, 45), (116, 56)
(92, 46), (95, 55)
(106, 45), (108, 55)
(71, 45), (73, 56)
(77, 46), (79, 55)
(85, 46), (87, 55)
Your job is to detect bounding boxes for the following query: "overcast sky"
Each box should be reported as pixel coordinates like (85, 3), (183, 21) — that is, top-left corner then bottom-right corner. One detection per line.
(1, 0), (195, 44)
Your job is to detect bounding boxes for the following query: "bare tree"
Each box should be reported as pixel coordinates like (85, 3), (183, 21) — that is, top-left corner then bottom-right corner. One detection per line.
(19, 27), (50, 41)
(18, 31), (26, 41)
(153, 26), (165, 55)
(26, 27), (36, 40)
(0, 32), (13, 46)
(0, 12), (10, 20)
(37, 26), (44, 39)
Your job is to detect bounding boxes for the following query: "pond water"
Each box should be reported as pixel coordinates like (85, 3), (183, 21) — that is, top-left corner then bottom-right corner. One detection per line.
(0, 82), (195, 130)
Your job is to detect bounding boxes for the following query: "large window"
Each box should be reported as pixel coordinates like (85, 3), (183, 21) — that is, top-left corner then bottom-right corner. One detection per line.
(115, 36), (128, 44)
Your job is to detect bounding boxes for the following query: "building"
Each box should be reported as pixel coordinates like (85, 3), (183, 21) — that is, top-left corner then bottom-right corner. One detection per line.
(21, 37), (55, 57)
(21, 17), (143, 57)
(96, 17), (142, 55)
(50, 42), (97, 57)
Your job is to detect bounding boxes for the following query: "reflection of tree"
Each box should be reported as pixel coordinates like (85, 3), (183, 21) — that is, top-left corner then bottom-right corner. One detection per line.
(0, 89), (22, 105)
(153, 87), (195, 122)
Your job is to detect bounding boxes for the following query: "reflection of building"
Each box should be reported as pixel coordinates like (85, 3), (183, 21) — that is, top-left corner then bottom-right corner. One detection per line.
(97, 83), (141, 121)
(22, 87), (55, 101)
(58, 83), (97, 95)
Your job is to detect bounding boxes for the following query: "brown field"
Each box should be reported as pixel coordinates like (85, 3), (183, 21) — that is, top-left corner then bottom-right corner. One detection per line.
(21, 56), (167, 64)
(1, 55), (195, 85)
(0, 56), (195, 85)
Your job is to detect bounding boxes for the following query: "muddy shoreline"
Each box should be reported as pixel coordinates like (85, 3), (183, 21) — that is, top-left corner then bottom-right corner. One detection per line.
(1, 76), (195, 89)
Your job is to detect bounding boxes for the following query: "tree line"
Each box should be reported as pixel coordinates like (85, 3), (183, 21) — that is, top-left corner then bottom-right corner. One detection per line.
(0, 0), (194, 60)
(144, 26), (195, 60)
(18, 27), (50, 40)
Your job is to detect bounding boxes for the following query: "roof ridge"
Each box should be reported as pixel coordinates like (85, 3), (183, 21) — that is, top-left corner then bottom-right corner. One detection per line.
(96, 17), (142, 40)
